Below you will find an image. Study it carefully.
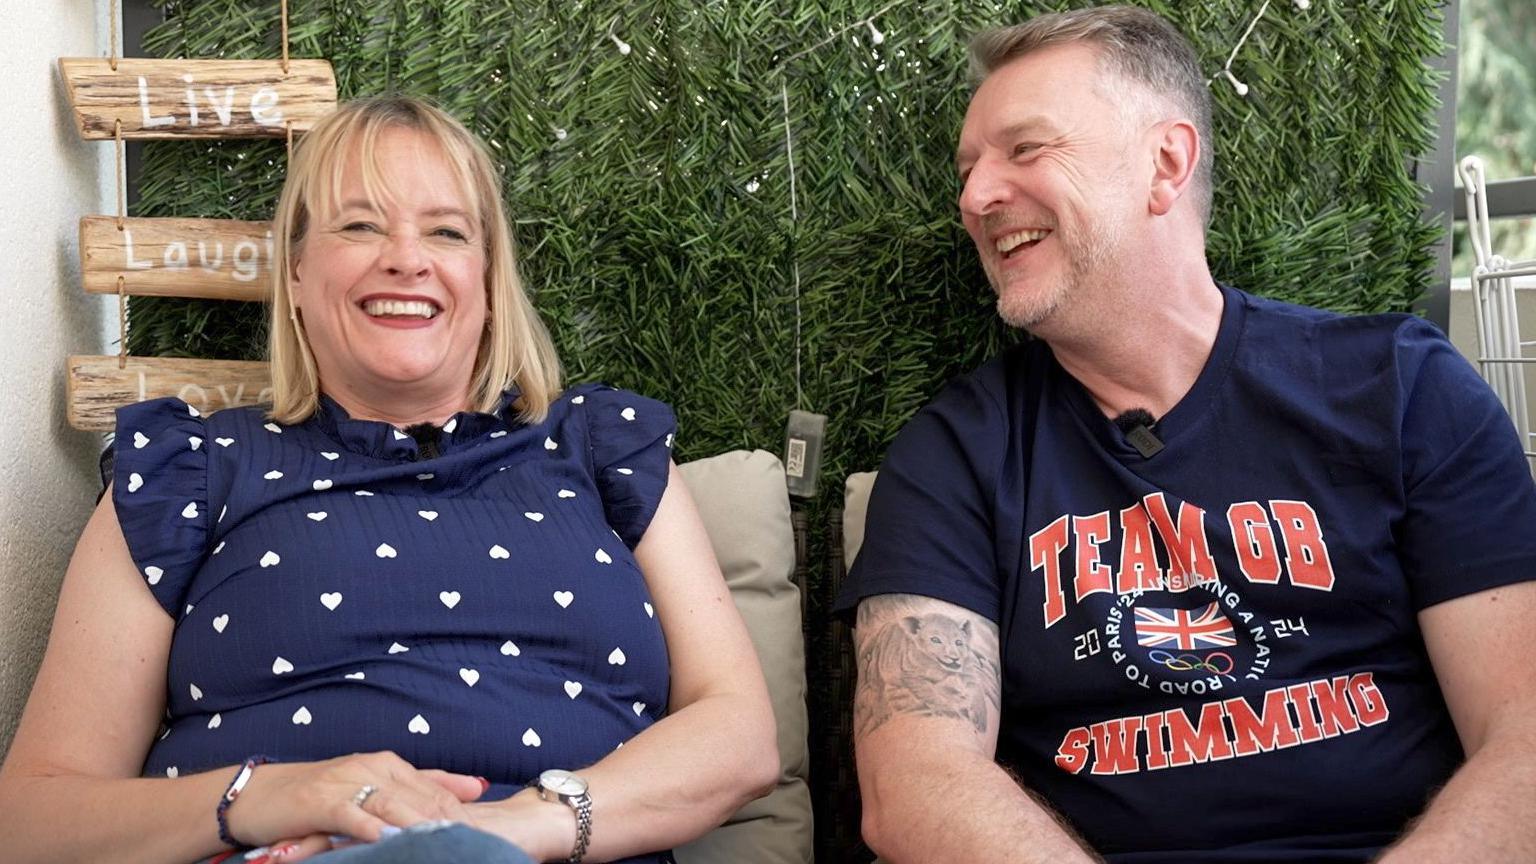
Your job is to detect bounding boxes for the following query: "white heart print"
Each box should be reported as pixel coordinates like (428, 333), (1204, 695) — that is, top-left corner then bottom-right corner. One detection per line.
(212, 614), (228, 633)
(595, 548), (612, 564)
(500, 640), (521, 656)
(388, 642), (409, 654)
(571, 395), (585, 404)
(522, 728), (542, 747)
(307, 511), (327, 522)
(133, 431), (149, 449)
(320, 451), (339, 461)
(145, 566), (164, 585)
(272, 656), (294, 674)
(621, 407), (636, 421)
(416, 473), (434, 481)
(167, 766), (178, 778)
(345, 672), (365, 680)
(189, 436), (203, 451)
(632, 702), (646, 717)
(127, 473), (143, 492)
(459, 668), (480, 686)
(443, 418), (458, 433)
(439, 591), (461, 609)
(524, 512), (544, 522)
(292, 706), (312, 725)
(615, 468), (634, 475)
(320, 592), (342, 610)
(189, 683), (203, 700)
(181, 502), (199, 519)
(419, 511), (439, 521)
(216, 437), (234, 447)
(543, 437), (558, 450)
(564, 681), (583, 699)
(263, 470), (283, 480)
(259, 550), (280, 568)
(644, 602), (654, 618)
(557, 489), (576, 499)
(608, 647), (627, 665)
(553, 591), (574, 608)
(208, 713), (222, 729)
(264, 423), (282, 434)
(313, 479), (333, 491)
(408, 714), (430, 734)
(489, 544), (510, 559)
(375, 543), (397, 558)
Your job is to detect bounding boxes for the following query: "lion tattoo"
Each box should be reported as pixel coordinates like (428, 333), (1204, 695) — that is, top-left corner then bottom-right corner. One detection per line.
(856, 612), (993, 736)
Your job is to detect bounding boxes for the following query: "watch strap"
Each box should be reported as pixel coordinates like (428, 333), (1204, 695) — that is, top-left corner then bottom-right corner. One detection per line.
(566, 790), (592, 863)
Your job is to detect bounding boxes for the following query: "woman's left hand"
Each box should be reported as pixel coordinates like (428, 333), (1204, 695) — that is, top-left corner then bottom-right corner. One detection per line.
(463, 789), (575, 863)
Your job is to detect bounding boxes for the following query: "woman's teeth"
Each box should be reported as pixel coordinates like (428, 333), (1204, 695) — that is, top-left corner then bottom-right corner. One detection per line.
(362, 299), (439, 319)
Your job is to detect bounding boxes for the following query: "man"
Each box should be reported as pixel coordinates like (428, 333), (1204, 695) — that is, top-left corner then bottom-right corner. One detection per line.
(836, 6), (1536, 863)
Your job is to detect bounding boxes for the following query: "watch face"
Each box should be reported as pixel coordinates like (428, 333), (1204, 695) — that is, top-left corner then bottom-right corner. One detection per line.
(541, 769), (588, 796)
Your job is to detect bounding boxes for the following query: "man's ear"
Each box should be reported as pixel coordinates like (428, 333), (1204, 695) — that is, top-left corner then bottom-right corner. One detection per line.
(1148, 119), (1200, 217)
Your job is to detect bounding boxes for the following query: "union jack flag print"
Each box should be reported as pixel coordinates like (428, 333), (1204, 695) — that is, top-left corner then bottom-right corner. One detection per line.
(1134, 602), (1237, 651)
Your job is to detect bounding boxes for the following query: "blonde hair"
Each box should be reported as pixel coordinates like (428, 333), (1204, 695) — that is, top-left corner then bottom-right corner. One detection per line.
(969, 6), (1214, 226)
(268, 95), (562, 424)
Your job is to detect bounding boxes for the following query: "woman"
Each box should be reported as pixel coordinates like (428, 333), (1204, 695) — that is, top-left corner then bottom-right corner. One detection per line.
(0, 97), (778, 863)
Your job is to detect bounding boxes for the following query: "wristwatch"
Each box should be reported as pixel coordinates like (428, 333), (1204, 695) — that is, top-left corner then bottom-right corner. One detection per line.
(532, 768), (592, 863)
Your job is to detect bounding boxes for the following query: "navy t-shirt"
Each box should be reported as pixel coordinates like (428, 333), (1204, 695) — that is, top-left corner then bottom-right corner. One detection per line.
(114, 383), (676, 864)
(838, 285), (1536, 861)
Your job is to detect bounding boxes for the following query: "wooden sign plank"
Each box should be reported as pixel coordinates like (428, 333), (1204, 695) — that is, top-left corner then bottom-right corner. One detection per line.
(68, 355), (271, 431)
(80, 216), (272, 301)
(59, 58), (336, 140)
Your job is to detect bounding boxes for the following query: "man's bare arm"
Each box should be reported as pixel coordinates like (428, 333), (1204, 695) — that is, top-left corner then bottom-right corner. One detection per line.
(1375, 581), (1536, 863)
(853, 593), (1099, 863)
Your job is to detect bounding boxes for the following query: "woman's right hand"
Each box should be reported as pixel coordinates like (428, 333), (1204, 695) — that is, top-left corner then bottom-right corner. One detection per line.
(225, 752), (487, 848)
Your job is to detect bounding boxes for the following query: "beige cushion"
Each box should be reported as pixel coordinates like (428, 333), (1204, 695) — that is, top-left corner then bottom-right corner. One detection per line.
(843, 471), (878, 567)
(675, 450), (812, 864)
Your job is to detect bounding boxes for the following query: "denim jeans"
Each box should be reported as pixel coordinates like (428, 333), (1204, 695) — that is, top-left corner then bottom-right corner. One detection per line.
(209, 822), (535, 864)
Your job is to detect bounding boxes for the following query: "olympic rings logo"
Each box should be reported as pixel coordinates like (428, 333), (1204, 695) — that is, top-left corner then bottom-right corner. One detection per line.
(1147, 650), (1235, 678)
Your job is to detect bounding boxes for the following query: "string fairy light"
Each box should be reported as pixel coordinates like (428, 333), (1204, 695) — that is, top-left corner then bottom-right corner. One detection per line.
(1209, 0), (1311, 97)
(759, 0), (1307, 403)
(769, 2), (899, 406)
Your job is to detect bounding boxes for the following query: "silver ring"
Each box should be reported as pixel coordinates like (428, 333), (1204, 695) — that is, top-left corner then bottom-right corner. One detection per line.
(352, 784), (378, 808)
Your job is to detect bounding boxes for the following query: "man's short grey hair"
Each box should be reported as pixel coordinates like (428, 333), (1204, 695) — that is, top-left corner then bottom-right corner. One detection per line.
(969, 5), (1214, 226)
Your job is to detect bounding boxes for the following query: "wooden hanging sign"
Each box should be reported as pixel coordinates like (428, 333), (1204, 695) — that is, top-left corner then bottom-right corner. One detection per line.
(59, 58), (336, 140)
(80, 216), (272, 301)
(68, 355), (272, 431)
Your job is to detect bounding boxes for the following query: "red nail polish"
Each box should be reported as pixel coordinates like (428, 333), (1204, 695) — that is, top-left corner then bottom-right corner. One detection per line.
(477, 776), (491, 794)
(272, 843), (301, 859)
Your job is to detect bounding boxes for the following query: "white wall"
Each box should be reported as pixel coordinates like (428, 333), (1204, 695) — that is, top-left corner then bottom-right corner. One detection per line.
(0, 1), (112, 752)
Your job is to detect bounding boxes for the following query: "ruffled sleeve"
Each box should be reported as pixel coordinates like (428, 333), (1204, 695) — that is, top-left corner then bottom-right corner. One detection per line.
(112, 398), (210, 617)
(580, 386), (677, 549)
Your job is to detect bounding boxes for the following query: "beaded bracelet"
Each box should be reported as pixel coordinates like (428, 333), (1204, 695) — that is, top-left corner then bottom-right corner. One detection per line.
(215, 755), (274, 847)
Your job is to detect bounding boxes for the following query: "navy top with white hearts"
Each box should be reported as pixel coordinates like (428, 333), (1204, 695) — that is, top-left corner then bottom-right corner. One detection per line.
(114, 384), (675, 860)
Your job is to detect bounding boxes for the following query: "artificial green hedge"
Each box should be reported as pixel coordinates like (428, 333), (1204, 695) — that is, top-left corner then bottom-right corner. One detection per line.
(130, 0), (1443, 478)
